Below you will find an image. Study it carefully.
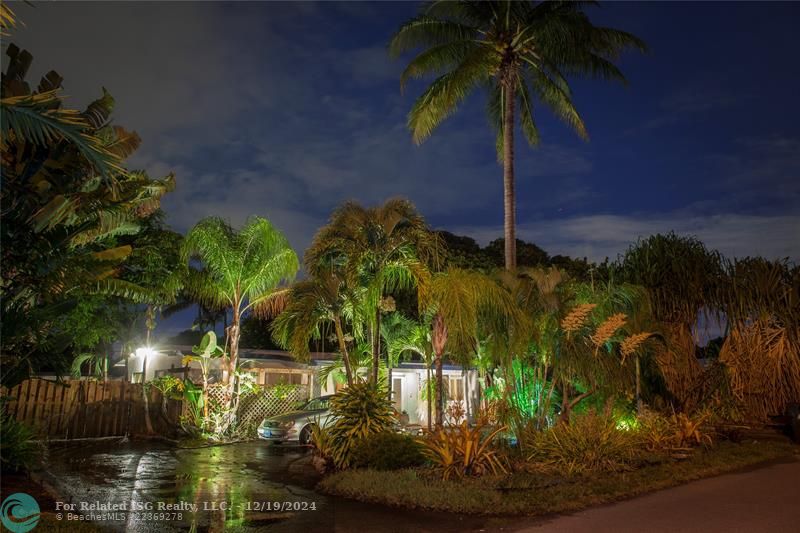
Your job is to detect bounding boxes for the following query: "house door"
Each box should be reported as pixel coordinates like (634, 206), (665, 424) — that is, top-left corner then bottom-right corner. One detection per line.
(392, 377), (403, 413)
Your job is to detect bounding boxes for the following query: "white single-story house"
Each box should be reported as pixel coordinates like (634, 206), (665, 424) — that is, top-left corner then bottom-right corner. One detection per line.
(126, 345), (480, 425)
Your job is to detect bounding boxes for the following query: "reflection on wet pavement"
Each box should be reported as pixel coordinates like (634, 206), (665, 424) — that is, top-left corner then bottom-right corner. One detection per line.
(47, 441), (333, 532)
(46, 440), (500, 532)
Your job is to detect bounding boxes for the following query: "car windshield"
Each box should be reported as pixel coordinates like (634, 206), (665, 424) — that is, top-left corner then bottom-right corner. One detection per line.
(303, 398), (329, 411)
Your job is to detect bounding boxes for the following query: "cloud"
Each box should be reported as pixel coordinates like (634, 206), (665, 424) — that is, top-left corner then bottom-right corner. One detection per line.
(9, 2), (795, 271)
(451, 212), (800, 263)
(628, 77), (745, 134)
(705, 136), (800, 212)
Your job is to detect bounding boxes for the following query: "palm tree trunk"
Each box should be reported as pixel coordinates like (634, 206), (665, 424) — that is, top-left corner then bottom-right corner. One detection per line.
(141, 355), (154, 434)
(334, 314), (354, 386)
(435, 352), (444, 429)
(372, 308), (381, 384)
(502, 83), (517, 271)
(426, 361), (432, 432)
(431, 313), (448, 429)
(224, 304), (241, 430)
(202, 372), (209, 421)
(227, 307), (241, 384)
(387, 363), (393, 403)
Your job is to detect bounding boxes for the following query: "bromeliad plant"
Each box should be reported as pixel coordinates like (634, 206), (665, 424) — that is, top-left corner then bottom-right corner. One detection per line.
(420, 421), (508, 480)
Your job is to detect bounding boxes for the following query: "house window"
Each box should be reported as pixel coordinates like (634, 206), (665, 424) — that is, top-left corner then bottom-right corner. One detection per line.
(264, 372), (302, 386)
(444, 376), (464, 402)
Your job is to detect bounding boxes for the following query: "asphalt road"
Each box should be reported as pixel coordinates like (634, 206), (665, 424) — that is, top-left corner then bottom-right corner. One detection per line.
(519, 458), (800, 533)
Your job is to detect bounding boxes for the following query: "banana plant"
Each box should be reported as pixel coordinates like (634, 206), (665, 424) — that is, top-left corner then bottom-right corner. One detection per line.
(182, 331), (225, 419)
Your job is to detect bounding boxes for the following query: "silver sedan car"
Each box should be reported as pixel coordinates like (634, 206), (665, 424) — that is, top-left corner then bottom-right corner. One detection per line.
(257, 395), (334, 444)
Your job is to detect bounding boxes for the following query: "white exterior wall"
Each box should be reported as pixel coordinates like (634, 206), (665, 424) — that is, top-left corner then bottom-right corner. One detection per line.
(127, 351), (185, 382)
(314, 364), (478, 426)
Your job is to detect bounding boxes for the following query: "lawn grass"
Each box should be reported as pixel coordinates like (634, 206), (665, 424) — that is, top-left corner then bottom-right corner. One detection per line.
(318, 440), (797, 515)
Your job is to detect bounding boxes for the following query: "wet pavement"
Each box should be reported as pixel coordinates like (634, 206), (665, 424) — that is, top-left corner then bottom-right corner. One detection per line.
(44, 439), (499, 532)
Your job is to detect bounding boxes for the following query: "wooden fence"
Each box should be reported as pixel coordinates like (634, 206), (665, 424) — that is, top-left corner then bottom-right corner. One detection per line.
(1, 378), (181, 439)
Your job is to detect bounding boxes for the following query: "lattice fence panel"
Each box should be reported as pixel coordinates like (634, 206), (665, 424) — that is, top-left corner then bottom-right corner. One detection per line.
(205, 384), (309, 428)
(239, 386), (309, 427)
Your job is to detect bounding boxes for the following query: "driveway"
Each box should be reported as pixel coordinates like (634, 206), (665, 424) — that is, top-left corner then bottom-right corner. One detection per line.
(41, 440), (799, 532)
(518, 458), (800, 533)
(42, 440), (488, 532)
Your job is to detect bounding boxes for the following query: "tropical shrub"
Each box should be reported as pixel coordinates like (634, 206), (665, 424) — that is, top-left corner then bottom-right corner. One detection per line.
(669, 412), (714, 448)
(236, 371), (258, 397)
(350, 432), (426, 470)
(326, 381), (397, 468)
(719, 319), (800, 420)
(420, 421), (508, 480)
(636, 409), (714, 451)
(0, 409), (40, 472)
(147, 375), (185, 400)
(310, 424), (337, 474)
(525, 412), (643, 474)
(180, 379), (206, 435)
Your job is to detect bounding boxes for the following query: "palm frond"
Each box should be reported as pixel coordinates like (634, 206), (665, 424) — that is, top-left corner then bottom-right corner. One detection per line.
(389, 16), (476, 57)
(1, 91), (124, 179)
(408, 47), (497, 143)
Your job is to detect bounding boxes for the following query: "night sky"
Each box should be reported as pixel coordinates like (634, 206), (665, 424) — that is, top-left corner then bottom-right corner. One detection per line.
(7, 1), (799, 334)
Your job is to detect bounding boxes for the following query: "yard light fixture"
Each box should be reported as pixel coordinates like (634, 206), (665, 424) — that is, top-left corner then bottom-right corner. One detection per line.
(135, 346), (157, 383)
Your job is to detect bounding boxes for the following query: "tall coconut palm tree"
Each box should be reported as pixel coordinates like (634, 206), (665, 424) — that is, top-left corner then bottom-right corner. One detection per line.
(182, 217), (298, 423)
(305, 198), (440, 383)
(390, 1), (645, 270)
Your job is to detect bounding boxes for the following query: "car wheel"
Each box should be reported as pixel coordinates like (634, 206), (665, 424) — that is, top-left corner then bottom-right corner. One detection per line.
(299, 424), (315, 445)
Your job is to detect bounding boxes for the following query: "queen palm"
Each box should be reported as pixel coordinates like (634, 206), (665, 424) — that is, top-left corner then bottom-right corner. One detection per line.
(305, 198), (440, 384)
(390, 1), (645, 270)
(182, 216), (298, 421)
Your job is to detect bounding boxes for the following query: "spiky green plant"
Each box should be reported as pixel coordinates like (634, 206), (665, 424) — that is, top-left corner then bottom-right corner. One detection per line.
(525, 411), (643, 474)
(326, 381), (397, 468)
(419, 420), (508, 480)
(0, 408), (40, 473)
(390, 0), (645, 269)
